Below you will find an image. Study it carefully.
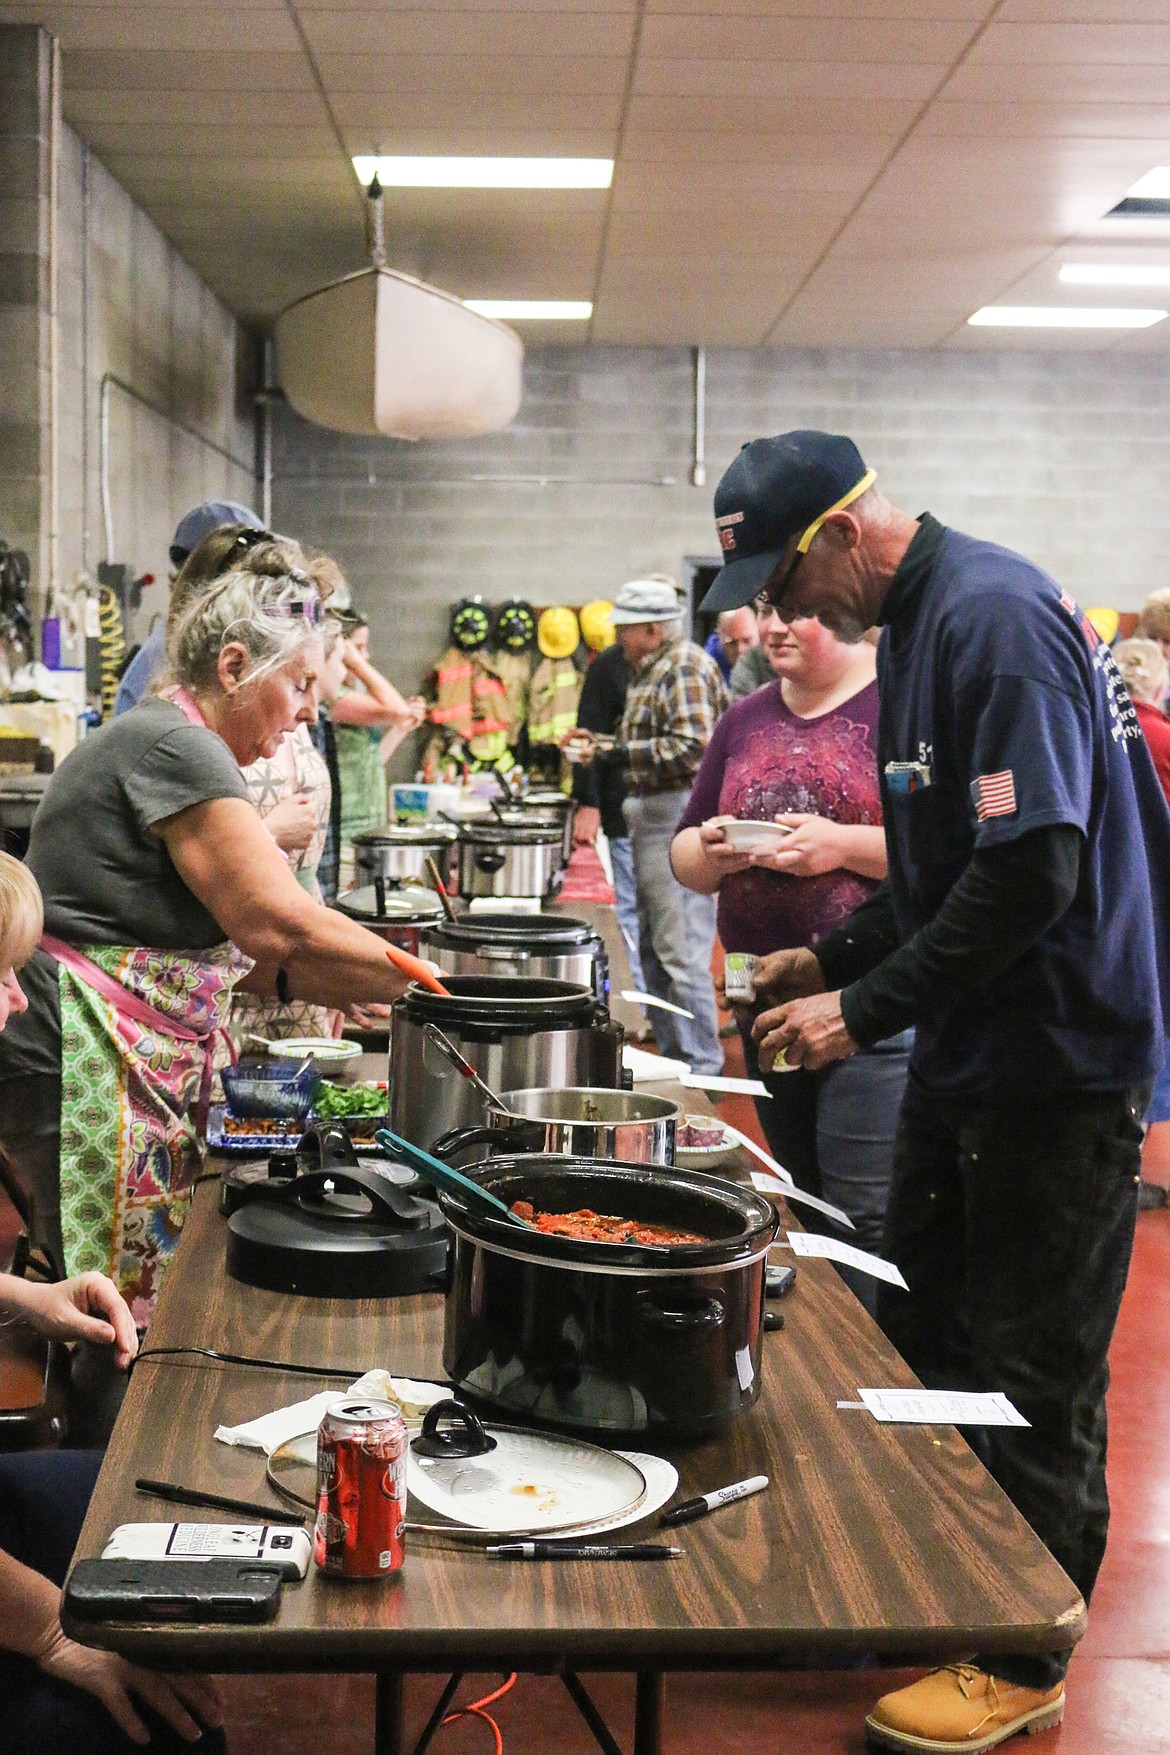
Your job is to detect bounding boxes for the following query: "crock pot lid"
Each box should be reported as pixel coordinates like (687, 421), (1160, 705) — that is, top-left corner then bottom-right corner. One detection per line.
(422, 912), (598, 950)
(334, 884), (444, 921)
(460, 822), (562, 845)
(354, 824), (458, 845)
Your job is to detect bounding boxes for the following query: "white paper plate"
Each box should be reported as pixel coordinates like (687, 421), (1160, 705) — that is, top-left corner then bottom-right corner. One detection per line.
(408, 1429), (646, 1532)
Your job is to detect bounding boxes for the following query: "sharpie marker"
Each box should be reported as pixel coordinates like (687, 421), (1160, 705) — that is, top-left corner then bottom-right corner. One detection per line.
(659, 1474), (769, 1528)
(485, 1542), (680, 1561)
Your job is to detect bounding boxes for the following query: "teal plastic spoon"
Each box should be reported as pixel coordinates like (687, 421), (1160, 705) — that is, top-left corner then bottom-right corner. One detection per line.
(374, 1128), (537, 1231)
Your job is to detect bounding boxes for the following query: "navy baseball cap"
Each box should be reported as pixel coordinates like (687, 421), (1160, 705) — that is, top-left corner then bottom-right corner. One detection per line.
(170, 500), (264, 567)
(701, 432), (875, 614)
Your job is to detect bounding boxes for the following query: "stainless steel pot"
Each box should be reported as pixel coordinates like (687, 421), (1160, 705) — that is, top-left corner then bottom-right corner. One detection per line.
(456, 823), (563, 899)
(419, 911), (608, 1001)
(492, 793), (575, 864)
(353, 824), (458, 888)
(439, 1155), (778, 1439)
(433, 1087), (679, 1167)
(389, 975), (623, 1148)
(332, 880), (446, 958)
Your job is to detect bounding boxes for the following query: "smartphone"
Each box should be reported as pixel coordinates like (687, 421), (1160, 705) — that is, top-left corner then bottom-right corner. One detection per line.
(66, 1558), (283, 1624)
(103, 1522), (311, 1580)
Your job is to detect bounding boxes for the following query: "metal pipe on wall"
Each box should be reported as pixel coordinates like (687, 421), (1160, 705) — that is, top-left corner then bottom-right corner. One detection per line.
(690, 345), (706, 488)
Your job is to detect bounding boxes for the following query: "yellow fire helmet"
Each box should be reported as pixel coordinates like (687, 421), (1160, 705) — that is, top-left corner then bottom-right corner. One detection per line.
(579, 599), (615, 651)
(1085, 605), (1120, 646)
(536, 603), (580, 660)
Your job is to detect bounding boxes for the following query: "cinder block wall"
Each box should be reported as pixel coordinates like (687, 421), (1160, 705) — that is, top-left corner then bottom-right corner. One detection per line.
(272, 343), (1170, 706)
(1, 22), (253, 648)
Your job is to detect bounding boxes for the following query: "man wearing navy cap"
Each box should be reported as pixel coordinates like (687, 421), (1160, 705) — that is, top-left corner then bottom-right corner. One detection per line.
(113, 499), (265, 715)
(703, 432), (1170, 1751)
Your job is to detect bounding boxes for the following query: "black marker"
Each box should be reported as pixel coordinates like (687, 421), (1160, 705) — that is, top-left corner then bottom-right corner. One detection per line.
(485, 1542), (679, 1561)
(660, 1474), (769, 1528)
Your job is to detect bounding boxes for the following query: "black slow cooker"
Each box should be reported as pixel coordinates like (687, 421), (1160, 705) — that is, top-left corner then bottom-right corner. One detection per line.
(438, 1156), (778, 1441)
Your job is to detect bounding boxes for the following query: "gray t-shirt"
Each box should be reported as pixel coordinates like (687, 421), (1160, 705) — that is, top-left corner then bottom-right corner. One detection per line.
(0, 698), (250, 1077)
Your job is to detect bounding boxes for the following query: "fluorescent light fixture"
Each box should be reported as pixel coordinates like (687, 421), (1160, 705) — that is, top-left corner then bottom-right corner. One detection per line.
(1060, 264), (1170, 287)
(968, 305), (1167, 329)
(465, 300), (592, 321)
(352, 156), (612, 190)
(1126, 166), (1170, 200)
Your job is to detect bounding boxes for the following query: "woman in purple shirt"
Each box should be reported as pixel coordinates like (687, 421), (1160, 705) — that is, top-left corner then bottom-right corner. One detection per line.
(671, 600), (910, 1307)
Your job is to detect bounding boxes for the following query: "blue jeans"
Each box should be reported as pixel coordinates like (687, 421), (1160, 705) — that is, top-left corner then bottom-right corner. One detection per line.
(878, 1076), (1145, 1689)
(607, 834), (645, 994)
(742, 1024), (912, 1315)
(623, 791), (722, 1073)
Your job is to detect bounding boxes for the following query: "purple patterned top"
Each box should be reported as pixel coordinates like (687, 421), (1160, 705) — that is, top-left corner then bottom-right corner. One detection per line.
(677, 679), (883, 956)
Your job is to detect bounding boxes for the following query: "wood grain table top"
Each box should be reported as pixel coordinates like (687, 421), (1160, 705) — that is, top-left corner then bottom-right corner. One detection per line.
(65, 1123), (1085, 1674)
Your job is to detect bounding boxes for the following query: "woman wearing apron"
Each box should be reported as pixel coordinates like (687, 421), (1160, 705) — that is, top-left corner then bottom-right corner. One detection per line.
(0, 549), (417, 1377)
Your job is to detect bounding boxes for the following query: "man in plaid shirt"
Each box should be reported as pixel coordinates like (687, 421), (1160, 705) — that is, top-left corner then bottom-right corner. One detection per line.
(565, 577), (728, 1071)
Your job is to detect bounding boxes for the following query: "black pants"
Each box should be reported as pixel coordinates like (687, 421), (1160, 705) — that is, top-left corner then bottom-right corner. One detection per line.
(877, 1075), (1144, 1690)
(0, 1451), (227, 1753)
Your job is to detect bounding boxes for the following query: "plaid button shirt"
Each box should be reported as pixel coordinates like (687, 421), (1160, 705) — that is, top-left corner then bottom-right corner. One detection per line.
(619, 635), (729, 794)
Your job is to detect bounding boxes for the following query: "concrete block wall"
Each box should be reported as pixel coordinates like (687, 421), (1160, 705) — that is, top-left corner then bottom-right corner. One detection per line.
(1, 20), (253, 650)
(0, 25), (50, 603)
(271, 342), (1170, 711)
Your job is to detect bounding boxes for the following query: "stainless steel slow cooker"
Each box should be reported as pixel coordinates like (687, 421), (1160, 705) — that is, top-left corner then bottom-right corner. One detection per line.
(456, 822), (564, 900)
(353, 824), (458, 888)
(491, 792), (575, 865)
(432, 1086), (679, 1167)
(439, 1156), (778, 1439)
(419, 911), (608, 1001)
(388, 975), (622, 1147)
(332, 879), (446, 958)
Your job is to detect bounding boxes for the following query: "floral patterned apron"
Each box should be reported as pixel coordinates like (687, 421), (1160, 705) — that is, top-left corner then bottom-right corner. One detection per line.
(48, 686), (252, 1326)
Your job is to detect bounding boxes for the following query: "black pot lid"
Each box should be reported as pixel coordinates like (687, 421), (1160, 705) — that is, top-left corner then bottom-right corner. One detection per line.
(354, 825), (458, 846)
(421, 912), (599, 952)
(439, 1156), (777, 1271)
(400, 972), (599, 1029)
(334, 884), (444, 924)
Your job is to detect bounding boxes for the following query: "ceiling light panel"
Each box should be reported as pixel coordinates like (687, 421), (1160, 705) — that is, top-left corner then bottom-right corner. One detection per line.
(1060, 264), (1170, 286)
(968, 306), (1167, 328)
(1126, 166), (1170, 198)
(352, 156), (613, 189)
(464, 301), (593, 320)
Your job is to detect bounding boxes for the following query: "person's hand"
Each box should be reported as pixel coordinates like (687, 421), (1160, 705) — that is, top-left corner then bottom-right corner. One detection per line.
(698, 819), (753, 876)
(16, 1272), (138, 1369)
(402, 696), (427, 730)
(753, 991), (858, 1073)
(748, 813), (848, 877)
(35, 1628), (223, 1746)
(344, 1000), (393, 1029)
(749, 946), (826, 1007)
(262, 793), (316, 853)
(573, 806), (601, 847)
(559, 729), (598, 766)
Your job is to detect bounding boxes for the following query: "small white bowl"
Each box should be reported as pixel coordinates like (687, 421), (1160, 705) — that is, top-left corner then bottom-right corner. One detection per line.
(278, 1037), (363, 1065)
(674, 1115), (739, 1168)
(707, 816), (795, 852)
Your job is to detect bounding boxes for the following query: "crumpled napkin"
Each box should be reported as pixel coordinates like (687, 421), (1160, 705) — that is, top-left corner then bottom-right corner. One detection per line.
(214, 1371), (446, 1455)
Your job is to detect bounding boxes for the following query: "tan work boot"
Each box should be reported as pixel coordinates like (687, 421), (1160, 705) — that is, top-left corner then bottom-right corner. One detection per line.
(865, 1664), (1065, 1752)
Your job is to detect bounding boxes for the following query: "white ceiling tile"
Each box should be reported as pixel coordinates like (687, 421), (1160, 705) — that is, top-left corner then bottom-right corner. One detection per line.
(63, 50), (317, 90)
(316, 52), (630, 95)
(298, 9), (635, 55)
(623, 93), (920, 135)
(643, 0), (996, 16)
(610, 150), (891, 200)
(920, 101), (1170, 140)
(329, 91), (623, 130)
(633, 57), (944, 101)
(971, 20), (1170, 63)
(941, 59), (1170, 104)
(2, 5), (295, 50)
(639, 14), (976, 61)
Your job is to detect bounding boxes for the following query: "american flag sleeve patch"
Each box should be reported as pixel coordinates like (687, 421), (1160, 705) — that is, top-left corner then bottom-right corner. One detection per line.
(970, 770), (1018, 821)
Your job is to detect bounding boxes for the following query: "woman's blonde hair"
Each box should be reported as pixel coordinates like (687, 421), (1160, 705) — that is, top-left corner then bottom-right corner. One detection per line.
(0, 852), (43, 973)
(1113, 636), (1169, 708)
(1134, 588), (1170, 647)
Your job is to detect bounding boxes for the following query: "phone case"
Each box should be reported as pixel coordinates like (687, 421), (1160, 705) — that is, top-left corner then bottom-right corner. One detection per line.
(103, 1522), (311, 1579)
(65, 1558), (283, 1623)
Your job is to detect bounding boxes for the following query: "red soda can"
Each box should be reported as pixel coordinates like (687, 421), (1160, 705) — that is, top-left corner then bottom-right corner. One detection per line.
(314, 1398), (407, 1578)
